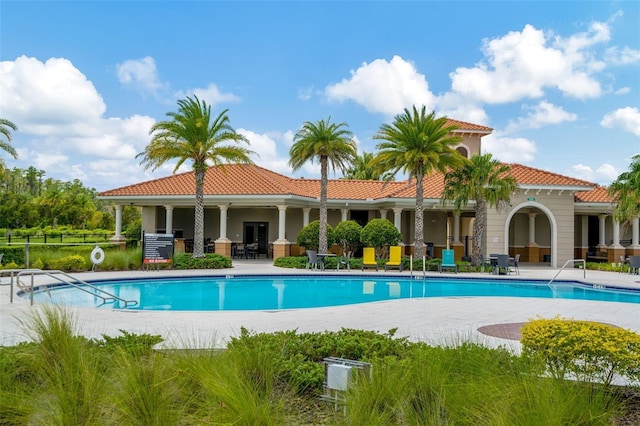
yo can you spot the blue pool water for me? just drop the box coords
[26,275,640,311]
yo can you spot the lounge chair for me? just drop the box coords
[628,256,640,275]
[361,247,378,271]
[306,250,319,270]
[384,246,404,272]
[439,249,458,273]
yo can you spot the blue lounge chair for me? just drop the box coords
[439,249,458,273]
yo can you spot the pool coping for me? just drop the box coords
[2,262,640,350]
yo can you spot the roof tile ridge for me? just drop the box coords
[509,163,597,187]
[250,163,304,194]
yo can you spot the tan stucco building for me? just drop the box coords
[99,119,638,267]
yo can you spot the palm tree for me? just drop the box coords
[289,117,357,254]
[137,96,254,257]
[344,151,395,181]
[441,153,517,265]
[608,154,640,223]
[372,106,466,258]
[0,118,18,162]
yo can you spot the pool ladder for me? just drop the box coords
[548,259,586,286]
[6,269,138,308]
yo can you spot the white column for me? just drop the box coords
[218,204,229,240]
[393,208,402,232]
[114,205,123,237]
[302,208,311,227]
[277,205,287,241]
[341,208,348,222]
[612,219,621,247]
[453,211,460,243]
[164,205,174,235]
[633,217,639,247]
[581,216,589,248]
[379,209,388,220]
[528,212,537,244]
[598,214,607,247]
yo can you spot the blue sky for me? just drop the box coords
[1,1,639,192]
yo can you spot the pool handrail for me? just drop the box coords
[15,269,138,308]
[548,259,586,286]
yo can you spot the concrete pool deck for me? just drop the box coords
[1,260,639,350]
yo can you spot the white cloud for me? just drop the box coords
[0,56,106,130]
[504,101,577,133]
[481,134,537,163]
[116,56,168,97]
[605,46,640,66]
[450,21,608,103]
[298,86,314,100]
[187,83,240,106]
[0,56,158,190]
[325,55,435,116]
[600,107,640,137]
[238,129,292,176]
[595,163,619,181]
[566,162,619,184]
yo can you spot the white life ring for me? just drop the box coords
[90,246,105,265]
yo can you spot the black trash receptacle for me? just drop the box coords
[426,243,434,258]
[543,254,551,263]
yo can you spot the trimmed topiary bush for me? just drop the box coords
[296,220,335,251]
[333,220,362,255]
[360,218,402,258]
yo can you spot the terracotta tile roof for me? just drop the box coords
[445,118,493,133]
[574,186,613,203]
[99,162,601,201]
[99,164,306,197]
[508,164,595,188]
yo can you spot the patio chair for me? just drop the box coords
[384,246,404,272]
[479,254,493,273]
[619,255,627,273]
[361,247,378,271]
[439,249,458,273]
[509,254,520,275]
[337,251,351,271]
[628,256,640,275]
[495,254,511,275]
[306,250,319,270]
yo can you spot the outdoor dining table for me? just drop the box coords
[316,253,337,271]
[488,255,513,275]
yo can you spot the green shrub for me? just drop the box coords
[93,329,164,358]
[273,256,307,269]
[521,316,640,386]
[47,255,87,272]
[333,220,362,255]
[360,218,402,258]
[0,246,25,266]
[173,253,232,269]
[296,220,335,251]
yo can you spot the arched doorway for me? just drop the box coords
[503,202,558,267]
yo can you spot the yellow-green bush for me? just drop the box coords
[521,316,640,386]
[47,255,87,272]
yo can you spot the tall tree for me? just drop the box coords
[137,96,254,257]
[343,151,395,181]
[608,154,640,223]
[0,118,18,163]
[372,106,466,258]
[289,117,357,254]
[441,153,517,265]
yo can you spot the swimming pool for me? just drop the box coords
[25,275,640,311]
